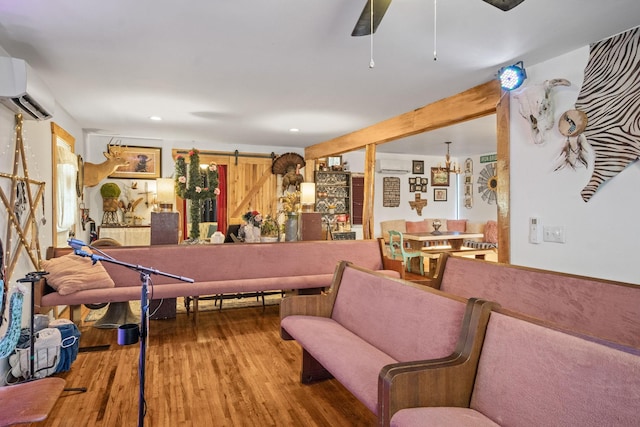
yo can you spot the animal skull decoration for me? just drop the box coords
[513,78,571,145]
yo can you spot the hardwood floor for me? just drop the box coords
[34,304,376,427]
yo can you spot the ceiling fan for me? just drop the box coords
[351,0,526,36]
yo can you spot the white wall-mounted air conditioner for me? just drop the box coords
[0,57,54,120]
[376,158,410,174]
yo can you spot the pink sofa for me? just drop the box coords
[38,240,403,323]
[382,307,640,426]
[280,261,489,415]
[433,253,640,349]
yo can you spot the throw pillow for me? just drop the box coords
[41,250,115,296]
[405,220,429,233]
[466,221,485,234]
[446,219,468,232]
[484,220,498,244]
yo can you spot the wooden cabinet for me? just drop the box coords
[314,171,351,223]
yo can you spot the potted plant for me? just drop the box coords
[100,183,121,212]
[260,215,279,242]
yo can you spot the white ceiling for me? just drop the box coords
[0,1,638,157]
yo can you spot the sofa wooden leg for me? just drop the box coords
[69,304,82,324]
[301,349,333,383]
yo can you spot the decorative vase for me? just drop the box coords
[285,213,299,241]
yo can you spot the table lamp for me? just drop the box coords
[300,182,316,213]
[156,178,175,212]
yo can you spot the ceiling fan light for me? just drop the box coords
[498,61,527,90]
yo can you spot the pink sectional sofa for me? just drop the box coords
[280,261,490,416]
[382,307,640,426]
[38,240,403,323]
[433,253,640,349]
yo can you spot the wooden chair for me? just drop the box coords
[0,377,65,426]
[388,230,424,275]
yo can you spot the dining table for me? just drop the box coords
[402,231,485,251]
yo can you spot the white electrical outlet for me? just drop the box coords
[543,226,566,243]
[529,217,542,244]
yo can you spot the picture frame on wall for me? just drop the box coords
[434,188,448,201]
[409,184,416,192]
[431,167,449,186]
[421,184,428,192]
[412,160,425,174]
[420,177,428,185]
[108,145,162,179]
[409,177,416,184]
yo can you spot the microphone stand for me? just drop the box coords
[71,246,193,427]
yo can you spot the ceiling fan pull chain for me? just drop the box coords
[369,0,375,68]
[433,0,438,61]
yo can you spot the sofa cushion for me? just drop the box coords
[483,220,498,244]
[405,220,429,233]
[41,251,115,296]
[466,221,485,234]
[446,219,467,232]
[380,220,407,242]
[391,407,500,427]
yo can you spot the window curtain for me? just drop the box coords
[217,165,227,236]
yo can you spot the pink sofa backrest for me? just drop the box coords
[471,311,640,426]
[439,256,640,348]
[331,265,468,362]
[92,240,387,287]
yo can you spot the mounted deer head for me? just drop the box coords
[83,143,130,187]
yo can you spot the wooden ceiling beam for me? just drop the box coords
[304,80,501,160]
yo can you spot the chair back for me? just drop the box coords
[388,230,405,259]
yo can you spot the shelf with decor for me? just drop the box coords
[314,170,351,228]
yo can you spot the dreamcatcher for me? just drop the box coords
[555,109,589,171]
[477,163,498,205]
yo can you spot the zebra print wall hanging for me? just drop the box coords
[575,26,640,202]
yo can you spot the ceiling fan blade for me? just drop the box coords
[351,0,393,37]
[482,0,526,11]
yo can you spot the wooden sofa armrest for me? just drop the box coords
[378,299,496,427]
[378,237,405,279]
[280,261,351,338]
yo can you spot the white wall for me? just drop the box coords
[343,151,497,238]
[509,46,640,284]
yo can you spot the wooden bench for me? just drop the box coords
[381,307,640,426]
[432,253,640,349]
[280,261,491,416]
[0,377,66,426]
[38,240,403,325]
[421,247,496,278]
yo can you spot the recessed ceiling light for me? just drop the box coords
[149,116,163,121]
[289,128,300,133]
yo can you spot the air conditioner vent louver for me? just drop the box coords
[10,95,52,120]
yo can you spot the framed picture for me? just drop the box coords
[434,188,448,201]
[412,160,425,174]
[409,177,416,184]
[421,184,428,192]
[409,184,416,192]
[464,158,473,174]
[420,177,428,185]
[328,156,342,167]
[108,145,162,179]
[431,167,449,187]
